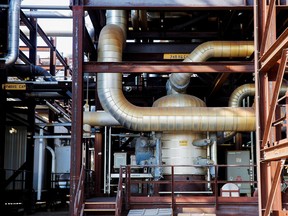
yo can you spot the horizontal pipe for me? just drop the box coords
[83,112,120,126]
[93,13,256,132]
[23,11,73,19]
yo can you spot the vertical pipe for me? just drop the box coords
[248,96,255,187]
[108,127,112,194]
[37,129,44,200]
[207,142,211,190]
[104,126,107,194]
[254,0,263,214]
[0,0,22,66]
[154,137,162,180]
[46,146,55,188]
[46,146,55,173]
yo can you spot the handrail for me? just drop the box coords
[74,165,85,216]
[121,164,257,212]
[2,162,27,188]
[115,166,124,216]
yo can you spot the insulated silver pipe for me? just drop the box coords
[83,111,120,126]
[167,41,254,94]
[0,0,21,66]
[23,11,73,19]
[229,82,288,107]
[95,11,256,132]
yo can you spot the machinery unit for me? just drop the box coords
[227,151,252,195]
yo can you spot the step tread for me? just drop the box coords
[85,201,116,204]
[84,209,116,212]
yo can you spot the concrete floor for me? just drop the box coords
[30,210,69,216]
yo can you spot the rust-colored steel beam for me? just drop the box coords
[259,0,276,56]
[261,49,288,148]
[259,28,288,73]
[83,62,254,73]
[70,6,84,216]
[94,132,103,195]
[82,0,250,9]
[262,138,288,161]
[263,159,285,216]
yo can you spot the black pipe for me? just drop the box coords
[7,64,57,81]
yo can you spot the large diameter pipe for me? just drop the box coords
[95,13,256,132]
[229,82,288,107]
[167,41,254,94]
[84,111,120,126]
[0,0,21,66]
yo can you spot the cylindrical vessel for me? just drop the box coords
[153,94,207,175]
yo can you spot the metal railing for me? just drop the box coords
[115,166,124,216]
[73,165,85,216]
[118,164,257,212]
[1,165,29,190]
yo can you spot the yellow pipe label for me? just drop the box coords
[2,83,26,90]
[179,140,188,146]
[163,53,189,60]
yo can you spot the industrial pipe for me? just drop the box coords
[23,11,73,19]
[37,129,44,200]
[7,64,56,81]
[167,41,254,94]
[46,146,56,174]
[0,0,21,66]
[95,11,256,132]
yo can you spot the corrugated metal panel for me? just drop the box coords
[4,126,27,189]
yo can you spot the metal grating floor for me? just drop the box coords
[128,208,173,216]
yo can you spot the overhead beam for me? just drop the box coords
[83,62,254,73]
[262,139,288,161]
[259,27,288,72]
[82,0,249,9]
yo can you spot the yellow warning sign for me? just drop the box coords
[163,53,189,60]
[179,140,188,146]
[2,83,26,90]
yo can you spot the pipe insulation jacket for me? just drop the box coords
[95,11,256,132]
[167,41,254,94]
[0,0,21,66]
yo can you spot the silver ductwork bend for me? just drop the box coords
[0,0,21,66]
[167,41,254,94]
[96,11,256,132]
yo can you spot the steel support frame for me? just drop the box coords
[69,1,288,215]
[263,159,286,216]
[70,5,84,216]
[20,11,69,71]
[256,0,288,215]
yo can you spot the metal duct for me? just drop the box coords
[229,82,288,107]
[94,11,256,132]
[0,0,21,66]
[167,41,254,94]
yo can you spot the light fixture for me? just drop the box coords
[9,127,17,134]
